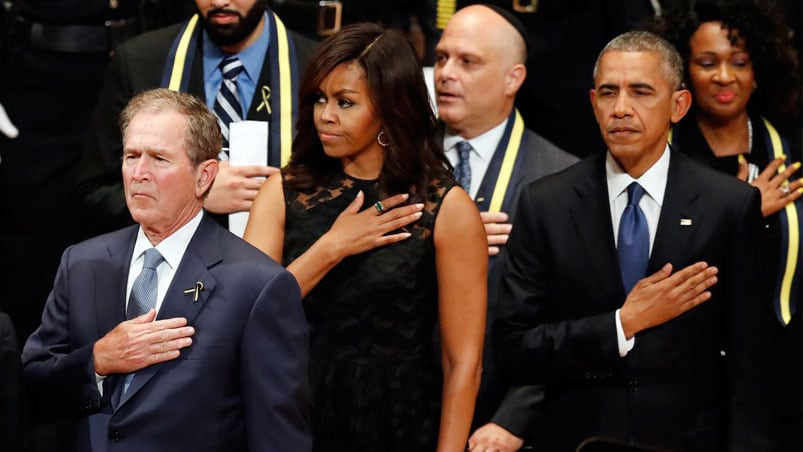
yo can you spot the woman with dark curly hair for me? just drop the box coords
[243,22,486,451]
[653,0,802,448]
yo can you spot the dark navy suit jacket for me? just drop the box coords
[23,213,311,452]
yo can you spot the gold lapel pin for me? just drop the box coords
[680,218,692,226]
[183,281,204,302]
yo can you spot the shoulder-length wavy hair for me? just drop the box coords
[285,22,450,197]
[652,0,801,119]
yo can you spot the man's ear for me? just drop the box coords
[670,89,692,124]
[504,64,527,97]
[196,159,219,198]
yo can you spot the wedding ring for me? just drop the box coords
[780,185,791,195]
[374,201,384,213]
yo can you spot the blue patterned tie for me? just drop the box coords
[454,140,473,191]
[213,55,245,151]
[122,248,164,395]
[618,183,649,294]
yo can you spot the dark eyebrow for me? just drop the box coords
[628,83,655,91]
[597,83,619,91]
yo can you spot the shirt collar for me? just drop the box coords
[606,144,670,206]
[132,210,204,270]
[202,11,271,84]
[443,117,508,163]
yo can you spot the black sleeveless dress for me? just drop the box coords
[282,171,456,451]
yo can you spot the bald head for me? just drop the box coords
[434,5,528,138]
[450,5,527,65]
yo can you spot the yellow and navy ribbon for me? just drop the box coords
[162,15,200,92]
[475,109,526,213]
[763,118,800,325]
[160,12,298,167]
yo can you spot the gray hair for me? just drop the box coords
[120,88,221,166]
[593,31,685,91]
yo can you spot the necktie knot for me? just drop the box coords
[141,248,164,271]
[220,56,244,81]
[214,56,246,151]
[626,182,645,207]
[456,140,472,160]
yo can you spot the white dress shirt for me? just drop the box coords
[606,146,670,356]
[443,118,508,199]
[126,209,204,314]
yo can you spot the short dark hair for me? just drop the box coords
[652,0,801,118]
[120,88,221,166]
[593,31,685,91]
[286,22,450,197]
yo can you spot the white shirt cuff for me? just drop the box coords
[95,373,106,396]
[615,309,635,357]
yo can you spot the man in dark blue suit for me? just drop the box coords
[23,89,310,452]
[495,32,776,450]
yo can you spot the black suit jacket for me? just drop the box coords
[75,12,316,237]
[462,123,578,438]
[0,312,31,452]
[22,214,311,451]
[494,150,776,451]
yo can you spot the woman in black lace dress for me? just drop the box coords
[244,23,487,451]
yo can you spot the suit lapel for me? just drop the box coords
[649,151,700,271]
[117,215,223,408]
[569,155,622,295]
[95,227,137,338]
[247,46,272,123]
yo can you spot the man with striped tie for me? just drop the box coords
[77,0,317,238]
[23,89,310,452]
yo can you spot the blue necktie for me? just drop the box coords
[618,182,649,294]
[213,55,245,152]
[122,248,164,395]
[454,141,472,191]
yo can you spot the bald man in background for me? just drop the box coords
[434,5,578,450]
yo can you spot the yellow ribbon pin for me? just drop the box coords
[256,86,271,114]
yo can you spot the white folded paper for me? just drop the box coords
[228,120,269,237]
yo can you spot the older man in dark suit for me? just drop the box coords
[76,0,316,237]
[23,89,310,452]
[433,5,578,451]
[495,31,775,451]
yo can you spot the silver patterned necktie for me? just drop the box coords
[126,248,164,319]
[122,248,164,395]
[213,55,245,152]
[454,140,473,191]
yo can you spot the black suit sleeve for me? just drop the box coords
[490,385,544,440]
[0,312,31,451]
[725,188,777,450]
[493,185,620,386]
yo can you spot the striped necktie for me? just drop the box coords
[213,55,245,152]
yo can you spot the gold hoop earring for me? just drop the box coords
[377,131,389,147]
